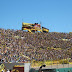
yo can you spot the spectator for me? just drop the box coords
[0,29,72,62]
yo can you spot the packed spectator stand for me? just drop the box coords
[0,28,72,63]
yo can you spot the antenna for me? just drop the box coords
[40,21,43,27]
[40,21,42,29]
[22,18,23,23]
[40,21,41,25]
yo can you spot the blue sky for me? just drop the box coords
[0,0,72,33]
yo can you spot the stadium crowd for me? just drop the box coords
[0,28,72,63]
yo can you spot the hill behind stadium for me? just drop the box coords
[0,28,72,63]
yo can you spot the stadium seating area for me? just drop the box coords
[0,28,72,63]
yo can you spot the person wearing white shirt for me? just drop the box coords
[6,69,10,72]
